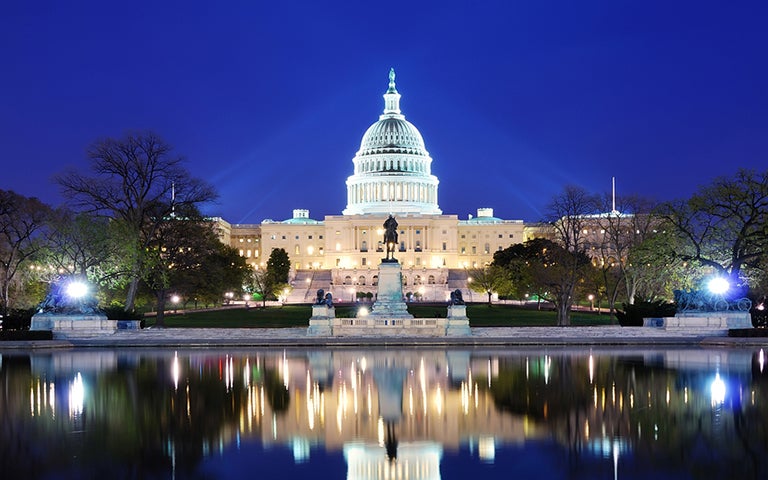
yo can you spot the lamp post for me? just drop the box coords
[588,294,595,311]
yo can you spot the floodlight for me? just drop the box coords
[65,281,88,299]
[707,277,729,295]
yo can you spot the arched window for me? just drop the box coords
[428,275,435,285]
[344,276,352,285]
[414,275,422,285]
[372,275,379,286]
[361,240,368,252]
[358,276,366,285]
[402,276,408,286]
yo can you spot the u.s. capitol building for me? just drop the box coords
[216,70,541,302]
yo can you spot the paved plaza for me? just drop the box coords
[2,326,767,349]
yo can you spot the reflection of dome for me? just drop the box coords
[344,442,442,480]
[343,69,441,216]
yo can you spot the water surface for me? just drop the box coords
[1,346,766,479]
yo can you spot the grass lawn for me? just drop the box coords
[144,303,616,328]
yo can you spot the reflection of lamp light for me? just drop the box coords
[358,306,369,317]
[69,372,85,417]
[711,373,726,405]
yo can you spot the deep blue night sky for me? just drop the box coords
[2,1,766,224]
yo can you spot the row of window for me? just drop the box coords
[460,233,515,239]
[340,274,439,286]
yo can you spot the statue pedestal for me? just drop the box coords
[30,313,117,338]
[644,312,752,334]
[446,305,470,336]
[369,261,413,319]
[308,305,335,336]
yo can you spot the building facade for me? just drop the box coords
[220,70,537,302]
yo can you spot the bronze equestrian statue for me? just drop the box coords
[383,215,398,262]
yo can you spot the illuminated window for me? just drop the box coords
[295,245,300,254]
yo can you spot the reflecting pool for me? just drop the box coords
[1,346,767,479]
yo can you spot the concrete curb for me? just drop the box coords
[2,326,767,350]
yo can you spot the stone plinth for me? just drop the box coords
[369,261,413,320]
[313,261,473,337]
[644,312,752,334]
[446,305,471,336]
[30,313,117,338]
[308,305,335,336]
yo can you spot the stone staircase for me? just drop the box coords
[287,270,333,303]
[446,269,474,302]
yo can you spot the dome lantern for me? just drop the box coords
[343,70,441,216]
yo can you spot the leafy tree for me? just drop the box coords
[248,248,291,307]
[543,186,600,325]
[494,238,593,326]
[175,242,249,307]
[266,248,291,285]
[658,169,768,296]
[589,195,663,318]
[248,269,281,308]
[140,205,229,327]
[56,131,216,311]
[0,190,53,314]
[44,209,133,295]
[467,265,512,305]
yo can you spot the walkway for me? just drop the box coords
[2,326,766,349]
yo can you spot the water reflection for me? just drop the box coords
[1,347,767,479]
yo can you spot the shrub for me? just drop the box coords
[616,299,677,327]
[101,306,144,321]
[1,308,37,330]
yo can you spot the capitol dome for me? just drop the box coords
[343,69,441,216]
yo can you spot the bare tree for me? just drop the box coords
[591,195,662,317]
[544,185,599,325]
[56,131,216,311]
[0,190,52,314]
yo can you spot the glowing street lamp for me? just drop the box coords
[707,277,729,295]
[65,280,89,300]
[588,294,595,311]
[171,294,180,313]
